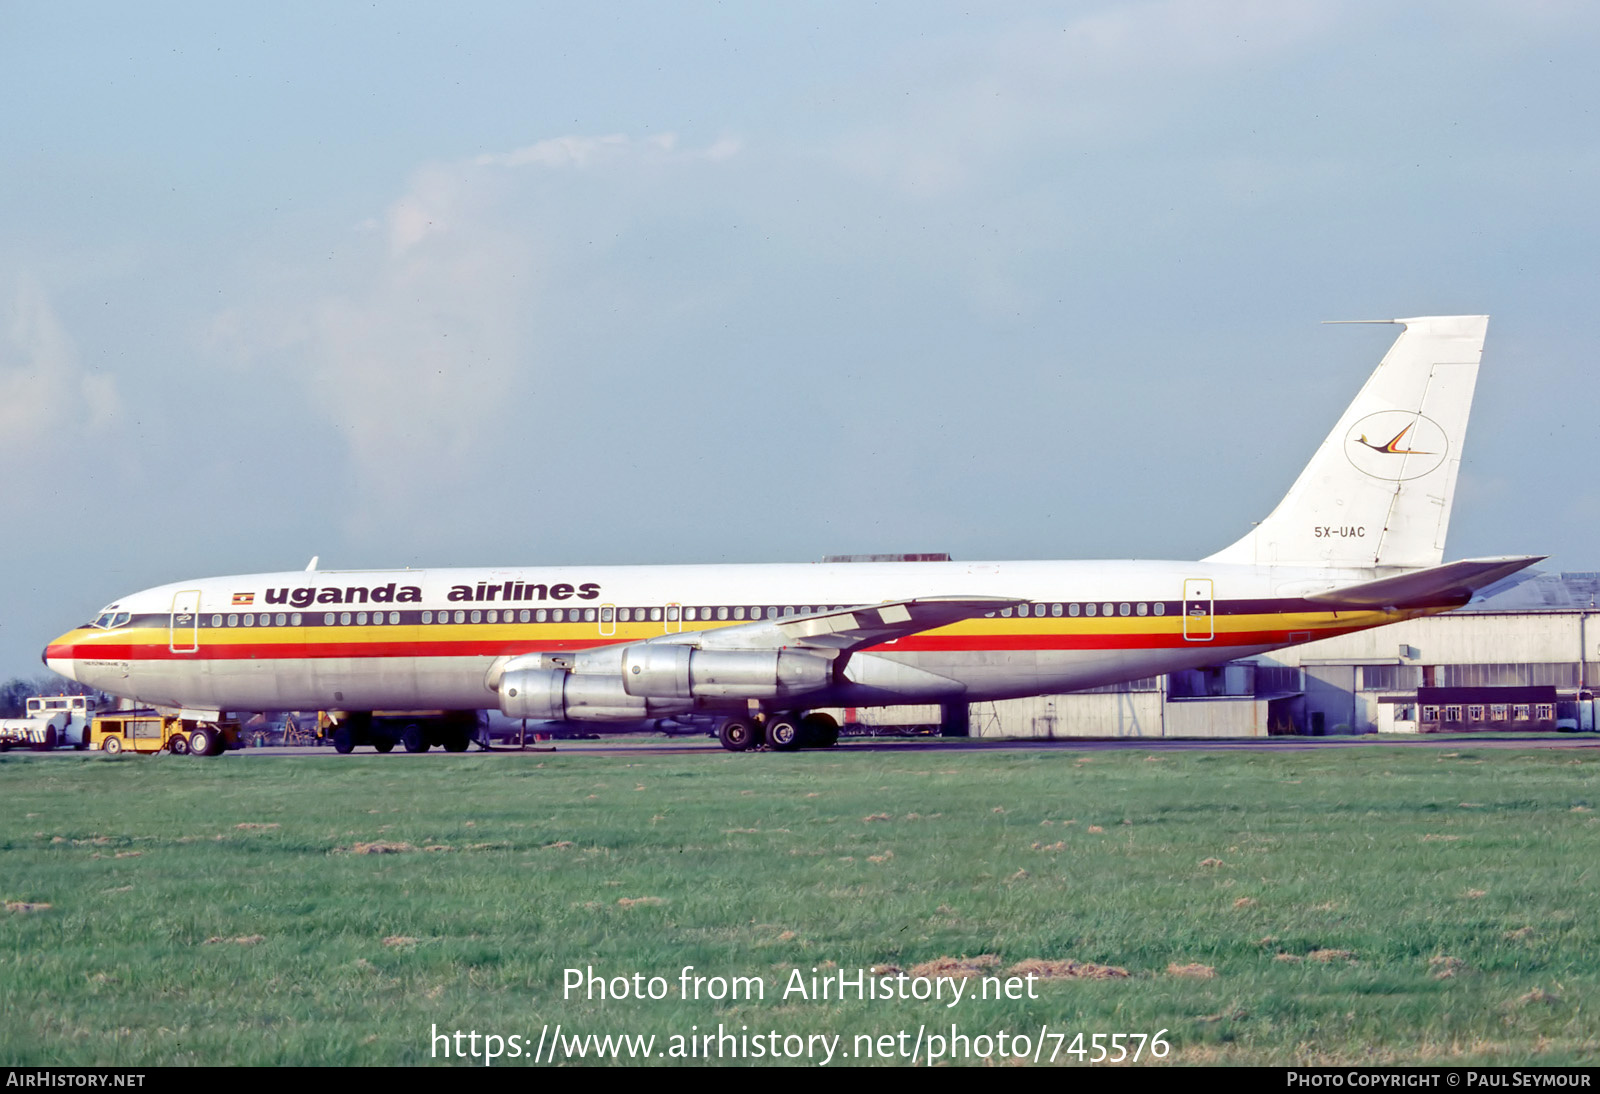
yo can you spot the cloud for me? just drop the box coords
[473,132,740,171]
[0,279,118,454]
[210,133,742,539]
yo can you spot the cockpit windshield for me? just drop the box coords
[90,611,131,629]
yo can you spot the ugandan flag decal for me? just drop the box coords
[232,592,255,605]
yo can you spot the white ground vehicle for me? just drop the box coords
[0,694,98,751]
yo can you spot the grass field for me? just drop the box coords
[2,743,1597,1066]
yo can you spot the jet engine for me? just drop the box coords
[498,664,695,722]
[619,644,832,700]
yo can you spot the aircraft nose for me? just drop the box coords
[43,632,79,682]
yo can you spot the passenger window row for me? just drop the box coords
[201,602,1168,629]
[986,602,1170,618]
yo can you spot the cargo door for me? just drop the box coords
[1182,578,1214,642]
[170,590,201,653]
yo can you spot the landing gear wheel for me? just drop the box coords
[402,725,430,753]
[801,713,839,748]
[188,726,219,757]
[372,738,395,754]
[102,735,122,755]
[332,725,354,754]
[169,735,189,755]
[766,716,803,752]
[718,718,756,752]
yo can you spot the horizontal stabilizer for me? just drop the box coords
[689,596,1023,653]
[1304,556,1545,609]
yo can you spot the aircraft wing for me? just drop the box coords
[685,596,1024,654]
[1304,556,1545,610]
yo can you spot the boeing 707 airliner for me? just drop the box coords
[44,316,1539,752]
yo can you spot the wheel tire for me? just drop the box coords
[332,725,355,754]
[102,735,122,755]
[188,727,218,757]
[401,725,429,753]
[169,735,189,755]
[766,717,802,752]
[372,737,395,754]
[801,713,839,748]
[718,718,756,752]
[442,729,470,753]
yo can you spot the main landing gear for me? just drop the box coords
[717,711,840,752]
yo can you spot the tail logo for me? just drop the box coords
[1345,411,1448,481]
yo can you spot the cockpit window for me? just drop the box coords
[93,613,114,629]
[113,612,130,627]
[91,611,132,630]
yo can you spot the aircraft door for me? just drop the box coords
[1182,579,1214,642]
[599,604,616,638]
[170,590,201,653]
[665,603,683,634]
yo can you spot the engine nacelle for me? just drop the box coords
[498,666,692,722]
[621,645,832,700]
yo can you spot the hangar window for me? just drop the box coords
[1468,705,1485,722]
[1360,665,1418,691]
[1445,705,1462,722]
[1536,703,1555,720]
[228,614,239,627]
[1514,704,1530,719]
[422,611,433,623]
[211,614,222,627]
[1422,706,1440,721]
[1490,704,1507,720]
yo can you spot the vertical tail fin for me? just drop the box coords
[1206,315,1487,571]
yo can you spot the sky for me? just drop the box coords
[3,1,1599,679]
